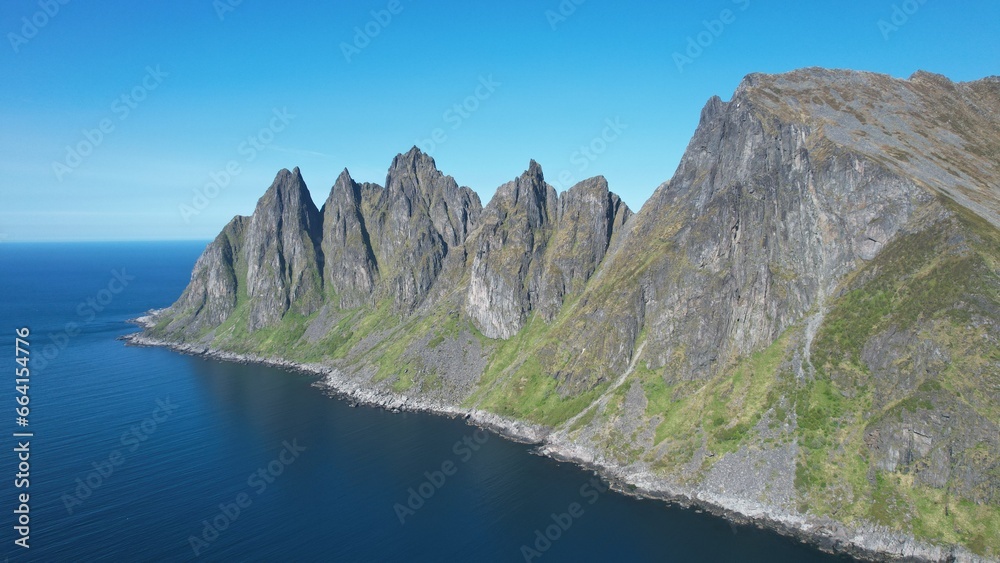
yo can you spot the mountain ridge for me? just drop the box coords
[136,68,1000,561]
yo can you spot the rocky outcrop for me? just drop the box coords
[464,161,558,339]
[243,167,325,330]
[368,147,482,311]
[538,73,941,389]
[156,150,487,336]
[164,215,247,333]
[537,176,632,320]
[320,169,379,309]
[464,163,634,339]
[158,168,328,335]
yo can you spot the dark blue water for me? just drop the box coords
[0,243,852,562]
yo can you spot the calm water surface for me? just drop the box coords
[0,243,855,562]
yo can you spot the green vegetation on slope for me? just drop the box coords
[465,312,608,427]
[796,200,1000,556]
[641,330,794,478]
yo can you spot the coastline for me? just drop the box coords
[122,316,991,563]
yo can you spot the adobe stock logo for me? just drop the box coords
[393,429,490,524]
[519,476,610,562]
[7,0,71,54]
[61,397,179,515]
[212,0,244,21]
[188,439,306,557]
[551,117,627,191]
[340,0,404,63]
[878,0,929,40]
[179,107,295,222]
[416,75,501,156]
[51,65,168,182]
[34,268,135,375]
[545,0,586,30]
[672,0,750,73]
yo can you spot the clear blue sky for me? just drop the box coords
[2,0,998,241]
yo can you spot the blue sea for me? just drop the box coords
[0,242,853,562]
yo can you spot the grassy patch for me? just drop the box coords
[647,331,794,471]
[794,201,1000,553]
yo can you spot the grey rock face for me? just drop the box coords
[243,167,325,330]
[744,68,1000,229]
[861,326,950,410]
[166,215,248,333]
[649,104,927,376]
[158,149,486,339]
[464,163,634,339]
[160,147,632,343]
[320,169,379,309]
[465,161,558,339]
[368,147,482,311]
[543,73,936,388]
[537,176,632,320]
[867,405,1000,504]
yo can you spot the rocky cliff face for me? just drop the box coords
[159,167,328,334]
[538,175,632,321]
[371,147,482,311]
[146,69,1000,559]
[164,214,247,333]
[464,162,633,339]
[320,169,379,309]
[464,161,558,339]
[159,150,486,336]
[243,167,325,330]
[538,70,939,390]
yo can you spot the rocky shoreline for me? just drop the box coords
[121,316,990,563]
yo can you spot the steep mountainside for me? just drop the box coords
[141,68,1000,560]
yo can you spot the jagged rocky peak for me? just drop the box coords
[320,168,379,309]
[244,167,325,330]
[536,176,632,320]
[698,94,727,126]
[465,160,559,339]
[384,146,483,247]
[493,159,556,224]
[159,168,328,336]
[369,147,483,311]
[465,162,632,338]
[556,175,632,236]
